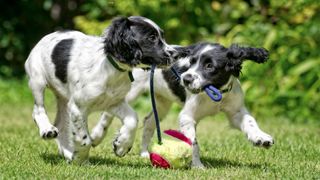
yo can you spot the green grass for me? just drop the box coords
[0,79,319,179]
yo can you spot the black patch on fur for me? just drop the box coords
[56,29,72,33]
[228,44,269,63]
[103,16,176,67]
[51,39,74,83]
[162,64,187,102]
[103,17,142,66]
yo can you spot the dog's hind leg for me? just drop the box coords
[27,70,59,139]
[90,112,114,147]
[54,97,73,160]
[67,100,92,164]
[140,96,172,158]
[140,112,154,157]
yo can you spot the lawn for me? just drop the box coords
[0,79,319,179]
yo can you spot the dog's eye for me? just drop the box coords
[147,35,157,42]
[205,63,214,70]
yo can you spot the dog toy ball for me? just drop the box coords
[150,129,192,169]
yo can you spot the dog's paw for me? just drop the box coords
[58,146,73,160]
[73,133,92,148]
[191,162,206,169]
[247,131,274,148]
[112,134,133,157]
[91,136,103,147]
[40,126,59,139]
[140,151,150,158]
[90,126,106,147]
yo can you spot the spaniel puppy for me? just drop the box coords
[90,42,274,168]
[24,16,180,164]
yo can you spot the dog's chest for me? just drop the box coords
[77,74,132,111]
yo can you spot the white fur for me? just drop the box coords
[25,31,139,163]
[90,65,274,168]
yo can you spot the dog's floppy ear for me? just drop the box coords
[227,44,269,63]
[104,17,142,66]
[225,44,269,77]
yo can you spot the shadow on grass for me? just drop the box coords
[40,153,65,165]
[202,157,266,169]
[40,153,148,168]
[40,153,265,170]
[89,156,149,168]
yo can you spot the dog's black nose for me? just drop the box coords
[183,74,194,85]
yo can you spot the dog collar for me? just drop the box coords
[220,83,233,94]
[107,54,134,82]
[220,76,234,94]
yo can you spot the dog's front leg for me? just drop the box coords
[90,112,114,147]
[110,101,138,157]
[179,108,204,168]
[227,107,274,148]
[67,100,92,164]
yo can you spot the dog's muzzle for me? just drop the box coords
[182,74,202,94]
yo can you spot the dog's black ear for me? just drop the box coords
[224,44,242,77]
[227,44,269,63]
[225,44,269,77]
[104,17,142,66]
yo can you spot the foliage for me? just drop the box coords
[0,0,319,122]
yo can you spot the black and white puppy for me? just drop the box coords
[90,42,274,168]
[24,16,180,164]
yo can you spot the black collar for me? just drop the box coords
[220,83,233,94]
[219,76,234,94]
[107,55,134,82]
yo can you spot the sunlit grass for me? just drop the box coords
[0,79,319,179]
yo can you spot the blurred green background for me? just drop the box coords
[0,0,319,122]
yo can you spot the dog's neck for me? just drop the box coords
[107,54,131,72]
[220,76,234,93]
[106,54,134,82]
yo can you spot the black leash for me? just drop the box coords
[150,64,162,145]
